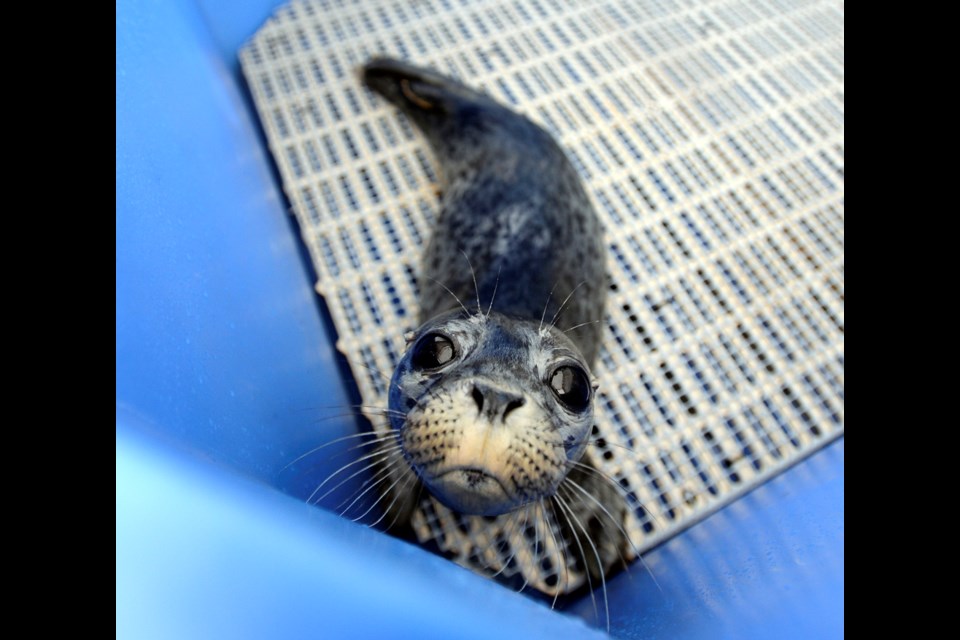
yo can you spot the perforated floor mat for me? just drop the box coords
[240,0,844,596]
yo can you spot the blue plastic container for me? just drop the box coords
[116,1,843,637]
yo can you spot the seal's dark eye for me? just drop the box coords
[549,365,592,412]
[411,333,457,370]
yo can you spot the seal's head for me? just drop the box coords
[389,309,596,516]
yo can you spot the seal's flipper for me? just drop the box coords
[362,57,488,115]
[361,57,555,176]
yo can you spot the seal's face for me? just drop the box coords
[389,309,596,516]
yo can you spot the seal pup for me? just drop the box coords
[358,57,633,603]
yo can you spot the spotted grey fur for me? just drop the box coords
[361,58,630,591]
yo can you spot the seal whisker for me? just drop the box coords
[558,433,651,461]
[291,403,381,415]
[360,472,408,527]
[425,275,472,317]
[337,459,400,517]
[410,472,428,517]
[373,466,421,530]
[561,464,667,596]
[539,498,567,609]
[311,443,403,498]
[297,402,402,416]
[557,487,610,633]
[487,511,524,580]
[336,433,403,456]
[283,430,397,471]
[350,404,407,418]
[538,279,563,334]
[485,266,502,318]
[565,458,666,532]
[349,460,410,523]
[551,493,600,625]
[502,506,531,579]
[303,409,406,435]
[560,474,641,579]
[286,435,401,487]
[529,502,544,594]
[306,410,380,425]
[548,280,588,332]
[563,320,602,334]
[502,505,537,594]
[308,445,403,505]
[512,506,533,594]
[459,248,483,316]
[462,510,519,576]
[582,438,641,454]
[533,504,544,594]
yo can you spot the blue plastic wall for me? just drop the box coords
[116,1,843,637]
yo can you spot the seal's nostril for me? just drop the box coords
[471,386,484,413]
[472,383,525,421]
[504,398,525,418]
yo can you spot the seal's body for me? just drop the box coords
[362,59,628,583]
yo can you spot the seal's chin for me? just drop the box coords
[426,468,515,516]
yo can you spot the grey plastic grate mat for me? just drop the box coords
[240,0,843,596]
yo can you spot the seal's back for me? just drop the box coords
[363,57,607,364]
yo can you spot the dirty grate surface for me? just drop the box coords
[240,0,843,596]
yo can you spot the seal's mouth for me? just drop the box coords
[424,467,515,516]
